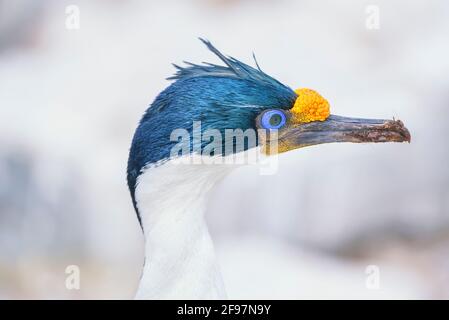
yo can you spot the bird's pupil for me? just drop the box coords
[269,114,282,127]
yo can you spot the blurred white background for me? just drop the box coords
[0,0,448,299]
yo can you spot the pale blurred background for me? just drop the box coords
[1,0,448,299]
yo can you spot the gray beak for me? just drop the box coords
[280,114,411,149]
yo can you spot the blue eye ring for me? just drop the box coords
[260,109,287,130]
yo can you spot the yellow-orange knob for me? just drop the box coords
[291,88,330,123]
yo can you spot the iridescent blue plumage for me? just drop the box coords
[127,39,297,224]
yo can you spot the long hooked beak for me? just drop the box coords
[277,114,411,151]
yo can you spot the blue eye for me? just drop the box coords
[261,110,286,130]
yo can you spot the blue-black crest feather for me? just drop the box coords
[167,38,292,93]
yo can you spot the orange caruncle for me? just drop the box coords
[291,88,330,123]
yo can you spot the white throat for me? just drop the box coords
[134,157,233,299]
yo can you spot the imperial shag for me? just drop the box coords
[127,39,410,299]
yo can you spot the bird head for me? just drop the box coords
[127,39,410,225]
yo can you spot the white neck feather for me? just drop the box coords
[134,158,233,299]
